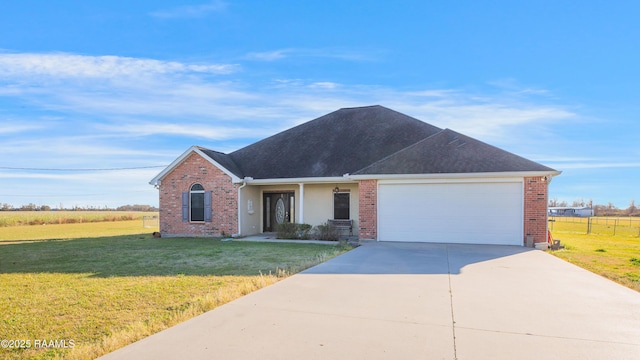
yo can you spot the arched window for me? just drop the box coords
[190,183,205,222]
[181,184,211,223]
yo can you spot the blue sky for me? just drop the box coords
[0,1,638,209]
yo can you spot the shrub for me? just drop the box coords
[276,223,312,240]
[311,223,340,241]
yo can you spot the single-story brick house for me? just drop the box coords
[150,105,560,246]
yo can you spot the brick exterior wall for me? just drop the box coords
[358,179,378,240]
[159,153,238,237]
[523,176,549,245]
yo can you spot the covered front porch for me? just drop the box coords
[237,180,360,238]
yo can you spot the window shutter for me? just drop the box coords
[182,192,189,222]
[204,191,212,222]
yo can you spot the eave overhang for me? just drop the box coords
[243,176,356,185]
[347,170,562,181]
[237,170,561,186]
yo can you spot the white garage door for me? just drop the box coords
[378,181,523,245]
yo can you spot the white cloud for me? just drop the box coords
[382,93,575,141]
[527,154,640,174]
[405,90,457,98]
[0,134,172,168]
[0,54,578,143]
[100,122,273,140]
[529,156,601,163]
[422,104,573,137]
[0,53,238,80]
[488,78,552,96]
[245,50,291,61]
[244,48,377,62]
[150,1,227,19]
[1,51,591,208]
[0,123,44,134]
[0,172,98,181]
[309,82,339,89]
[543,161,640,170]
[230,79,578,143]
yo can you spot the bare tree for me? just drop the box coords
[572,198,586,207]
[627,200,637,215]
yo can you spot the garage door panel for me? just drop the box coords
[378,182,522,245]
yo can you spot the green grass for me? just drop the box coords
[549,229,640,292]
[0,232,349,359]
[549,216,640,237]
[0,220,157,242]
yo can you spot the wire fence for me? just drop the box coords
[143,215,159,229]
[549,216,640,237]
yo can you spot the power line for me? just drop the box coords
[0,165,167,171]
[0,190,155,197]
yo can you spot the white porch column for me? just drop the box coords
[298,183,304,224]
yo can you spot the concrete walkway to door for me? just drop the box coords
[100,242,640,360]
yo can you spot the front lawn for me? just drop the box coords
[0,234,348,359]
[0,219,156,242]
[549,231,640,291]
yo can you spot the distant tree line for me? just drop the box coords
[0,203,158,212]
[548,198,638,216]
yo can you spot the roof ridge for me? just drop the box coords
[197,146,224,154]
[338,104,382,110]
[353,129,450,174]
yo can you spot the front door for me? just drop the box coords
[263,192,295,232]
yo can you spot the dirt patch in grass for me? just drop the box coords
[0,234,350,359]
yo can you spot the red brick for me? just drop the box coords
[523,176,549,245]
[358,179,377,239]
[158,153,238,237]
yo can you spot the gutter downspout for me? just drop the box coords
[233,179,248,237]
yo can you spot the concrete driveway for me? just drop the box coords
[100,242,640,360]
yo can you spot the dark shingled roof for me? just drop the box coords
[199,148,244,178]
[199,105,556,179]
[226,105,443,178]
[353,128,556,175]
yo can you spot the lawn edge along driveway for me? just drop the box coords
[100,242,640,360]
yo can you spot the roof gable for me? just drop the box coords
[149,146,242,185]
